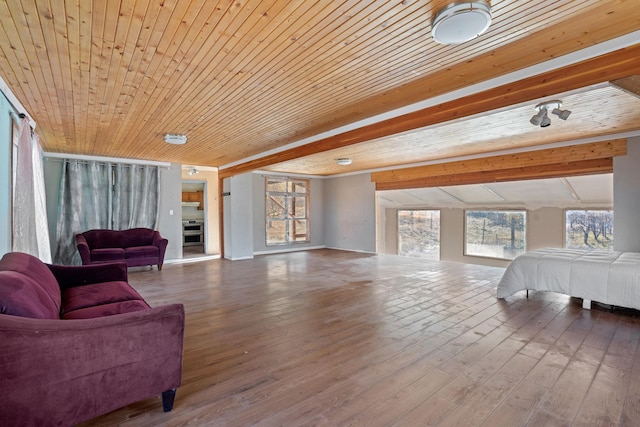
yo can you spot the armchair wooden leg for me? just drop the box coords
[162,389,176,412]
[158,264,163,271]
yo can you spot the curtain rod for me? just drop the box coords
[44,152,171,168]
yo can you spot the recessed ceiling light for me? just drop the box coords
[164,133,187,144]
[431,1,492,45]
[336,158,352,166]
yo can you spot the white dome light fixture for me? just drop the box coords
[431,1,492,45]
[336,158,352,166]
[164,133,188,145]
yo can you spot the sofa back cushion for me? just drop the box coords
[121,228,155,248]
[82,229,123,249]
[0,252,61,319]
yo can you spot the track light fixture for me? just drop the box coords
[530,100,571,127]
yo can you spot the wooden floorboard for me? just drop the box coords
[79,249,640,426]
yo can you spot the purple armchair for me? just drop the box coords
[76,228,168,270]
[0,252,184,426]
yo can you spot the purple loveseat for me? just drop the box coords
[0,252,184,426]
[76,228,168,270]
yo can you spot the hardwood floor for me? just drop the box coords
[81,249,640,426]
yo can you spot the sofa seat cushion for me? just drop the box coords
[91,248,125,262]
[62,300,151,319]
[61,281,146,314]
[125,246,159,259]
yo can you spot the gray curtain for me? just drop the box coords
[54,160,159,265]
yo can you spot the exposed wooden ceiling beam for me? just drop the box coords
[374,158,614,191]
[371,139,625,190]
[219,44,640,179]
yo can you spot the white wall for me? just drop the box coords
[158,163,183,261]
[223,173,254,260]
[613,136,640,252]
[323,174,376,253]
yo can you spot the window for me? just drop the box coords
[397,210,440,260]
[265,177,310,245]
[565,209,613,250]
[465,210,526,260]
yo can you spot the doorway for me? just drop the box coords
[181,181,207,258]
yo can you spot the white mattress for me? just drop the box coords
[497,248,640,310]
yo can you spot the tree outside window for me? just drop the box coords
[565,209,613,250]
[265,177,310,245]
[397,210,440,260]
[465,210,526,260]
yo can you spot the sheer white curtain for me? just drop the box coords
[12,117,51,262]
[53,160,159,265]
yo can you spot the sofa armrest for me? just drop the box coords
[0,303,185,426]
[153,231,169,265]
[75,233,92,265]
[47,261,128,289]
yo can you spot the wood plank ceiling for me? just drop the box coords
[0,1,639,176]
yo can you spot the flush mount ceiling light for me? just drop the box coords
[163,133,188,145]
[530,100,571,127]
[431,1,492,45]
[336,158,352,166]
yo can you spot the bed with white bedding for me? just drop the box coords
[497,248,640,310]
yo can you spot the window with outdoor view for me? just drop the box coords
[565,209,614,250]
[465,210,526,260]
[265,177,310,245]
[397,210,440,260]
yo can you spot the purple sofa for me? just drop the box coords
[0,252,184,426]
[76,228,168,270]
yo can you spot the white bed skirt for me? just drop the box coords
[497,248,640,310]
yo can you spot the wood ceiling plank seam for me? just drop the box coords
[101,0,203,157]
[0,2,46,125]
[15,0,65,142]
[113,0,266,149]
[84,0,109,151]
[135,0,357,146]
[102,0,192,147]
[93,0,128,143]
[373,158,614,191]
[1,0,58,135]
[189,0,584,151]
[192,1,428,123]
[153,0,410,139]
[192,0,588,140]
[219,46,640,177]
[169,0,430,150]
[104,0,176,149]
[98,0,148,144]
[370,140,626,182]
[120,0,292,148]
[49,0,78,147]
[65,0,89,153]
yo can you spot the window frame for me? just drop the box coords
[463,209,527,261]
[264,176,310,246]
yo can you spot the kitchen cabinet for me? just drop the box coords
[181,191,204,209]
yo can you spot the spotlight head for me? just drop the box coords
[540,114,551,127]
[552,108,571,120]
[530,108,547,126]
